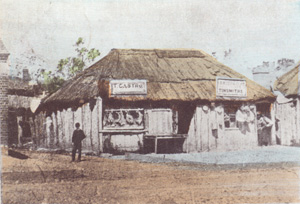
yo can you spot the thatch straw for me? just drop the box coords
[274,62,300,97]
[41,49,275,109]
[7,77,39,97]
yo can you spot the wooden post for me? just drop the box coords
[154,137,158,154]
[252,104,258,146]
[195,107,201,152]
[297,98,300,143]
[270,103,276,145]
[82,104,91,150]
[97,97,103,152]
[17,116,22,146]
[216,105,224,150]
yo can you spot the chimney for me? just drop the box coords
[23,69,31,81]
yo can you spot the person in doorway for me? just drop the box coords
[19,120,32,145]
[257,113,273,146]
[236,105,249,134]
[72,123,86,162]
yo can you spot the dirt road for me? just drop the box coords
[2,148,300,204]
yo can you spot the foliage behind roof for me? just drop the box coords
[274,62,300,97]
[42,49,275,109]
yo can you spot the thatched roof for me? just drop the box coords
[274,62,300,97]
[42,49,275,108]
[7,77,43,97]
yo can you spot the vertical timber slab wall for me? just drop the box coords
[185,105,218,153]
[96,98,103,152]
[34,98,103,153]
[37,112,46,147]
[195,107,201,151]
[66,108,74,149]
[270,104,276,145]
[185,104,258,152]
[275,102,282,144]
[276,101,297,146]
[51,112,57,148]
[81,105,88,150]
[215,105,225,150]
[200,106,210,151]
[83,103,92,150]
[57,111,64,148]
[289,102,296,145]
[298,67,300,142]
[184,115,196,152]
[91,101,98,152]
[45,116,51,148]
[297,97,300,143]
[209,108,217,150]
[291,102,297,144]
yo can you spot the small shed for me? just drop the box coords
[37,49,275,154]
[7,75,45,147]
[274,62,300,145]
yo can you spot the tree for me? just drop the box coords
[41,37,100,94]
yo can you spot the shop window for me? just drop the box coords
[224,105,239,128]
[146,109,176,135]
[103,109,144,130]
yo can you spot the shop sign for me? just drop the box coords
[216,77,247,98]
[110,79,147,96]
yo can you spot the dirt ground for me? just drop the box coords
[1,148,300,204]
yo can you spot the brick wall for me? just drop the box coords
[0,39,10,146]
[0,75,8,146]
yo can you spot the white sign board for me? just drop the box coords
[110,79,147,96]
[216,78,247,98]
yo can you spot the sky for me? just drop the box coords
[1,0,300,79]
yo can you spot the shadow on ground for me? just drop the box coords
[8,149,29,160]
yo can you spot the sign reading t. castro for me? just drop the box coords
[216,78,247,98]
[110,79,147,96]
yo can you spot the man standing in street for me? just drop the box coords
[72,123,86,162]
